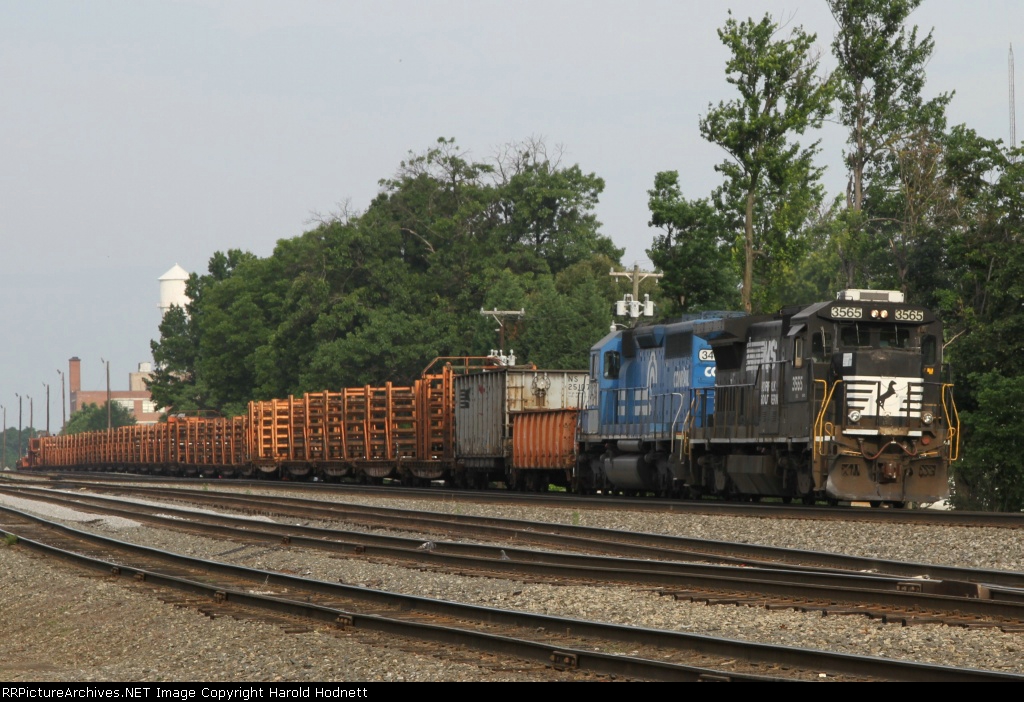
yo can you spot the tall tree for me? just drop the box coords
[147,137,622,410]
[829,0,948,212]
[828,0,952,289]
[646,171,739,313]
[700,12,832,312]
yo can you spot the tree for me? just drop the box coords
[829,0,948,212]
[953,372,1024,511]
[700,12,833,312]
[148,249,261,415]
[929,139,1024,511]
[646,171,739,314]
[145,137,623,410]
[828,0,952,290]
[3,426,38,469]
[63,403,137,435]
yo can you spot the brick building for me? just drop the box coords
[68,357,161,425]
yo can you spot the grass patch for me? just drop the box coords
[3,533,18,546]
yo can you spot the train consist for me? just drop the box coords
[23,289,959,506]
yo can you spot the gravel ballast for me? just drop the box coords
[1,487,1022,681]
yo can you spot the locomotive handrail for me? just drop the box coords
[813,379,842,457]
[941,383,960,461]
[669,392,686,458]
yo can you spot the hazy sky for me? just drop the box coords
[0,1,1017,426]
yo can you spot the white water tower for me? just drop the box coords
[158,264,190,318]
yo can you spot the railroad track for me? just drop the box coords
[14,480,1024,587]
[1,504,955,682]
[16,471,1024,528]
[6,480,1024,675]
[5,484,1024,632]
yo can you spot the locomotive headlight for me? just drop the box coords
[871,309,879,318]
[848,409,862,423]
[922,411,934,425]
[880,310,889,319]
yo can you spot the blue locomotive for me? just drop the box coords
[575,312,741,495]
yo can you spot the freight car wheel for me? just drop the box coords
[524,472,542,493]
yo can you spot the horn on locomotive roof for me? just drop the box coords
[836,289,905,303]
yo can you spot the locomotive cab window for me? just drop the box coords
[840,324,870,347]
[603,351,621,380]
[878,328,910,348]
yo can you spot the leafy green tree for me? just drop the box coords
[148,304,198,413]
[932,140,1024,510]
[148,249,261,415]
[3,427,38,469]
[646,171,739,314]
[828,0,952,290]
[146,137,622,411]
[700,12,833,312]
[828,0,948,212]
[63,403,137,435]
[953,372,1024,511]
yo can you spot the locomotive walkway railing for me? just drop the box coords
[942,383,960,461]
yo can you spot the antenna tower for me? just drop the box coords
[1012,44,1018,161]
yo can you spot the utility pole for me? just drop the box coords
[1012,44,1018,162]
[609,264,663,300]
[16,393,22,460]
[609,264,663,323]
[2,405,6,470]
[42,382,50,435]
[101,357,111,431]
[479,308,525,350]
[57,369,66,433]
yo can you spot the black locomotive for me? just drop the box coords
[683,289,957,506]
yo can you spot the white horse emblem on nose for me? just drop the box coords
[876,380,897,411]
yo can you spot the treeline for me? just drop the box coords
[2,427,37,470]
[150,139,632,418]
[150,2,1024,510]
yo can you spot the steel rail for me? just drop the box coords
[1,504,1019,682]
[19,470,1024,528]
[7,485,1024,624]
[34,480,1024,593]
